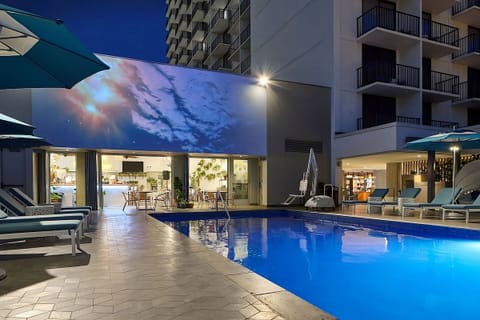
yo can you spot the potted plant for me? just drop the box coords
[174,176,191,208]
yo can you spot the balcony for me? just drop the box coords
[357,63,420,97]
[452,81,480,108]
[212,58,232,71]
[178,31,192,49]
[192,22,208,41]
[178,49,191,65]
[452,34,480,68]
[240,26,250,48]
[423,0,458,14]
[422,19,459,58]
[240,0,250,17]
[179,0,191,14]
[357,116,419,130]
[357,6,420,51]
[422,71,459,102]
[228,36,240,59]
[452,0,480,28]
[240,56,250,74]
[192,2,208,21]
[179,14,191,31]
[210,33,231,56]
[210,9,230,33]
[191,42,206,60]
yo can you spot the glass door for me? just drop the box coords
[233,159,248,204]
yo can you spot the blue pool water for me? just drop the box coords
[153,210,480,320]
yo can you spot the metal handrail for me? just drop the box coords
[357,6,420,37]
[452,0,480,16]
[357,63,420,88]
[217,191,230,220]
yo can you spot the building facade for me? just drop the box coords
[165,0,480,201]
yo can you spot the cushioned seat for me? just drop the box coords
[442,193,480,223]
[0,210,82,255]
[342,188,389,214]
[368,187,421,215]
[402,187,461,219]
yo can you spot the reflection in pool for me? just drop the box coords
[158,212,480,320]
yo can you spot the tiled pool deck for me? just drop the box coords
[0,205,479,320]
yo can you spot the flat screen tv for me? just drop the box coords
[122,161,144,173]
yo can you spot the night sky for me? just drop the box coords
[0,0,168,63]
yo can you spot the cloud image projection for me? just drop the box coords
[33,55,267,155]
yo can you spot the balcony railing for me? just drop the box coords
[192,22,208,37]
[240,0,250,15]
[211,9,229,30]
[240,26,250,44]
[192,1,208,18]
[452,0,480,15]
[422,19,459,46]
[423,71,459,94]
[241,56,251,73]
[428,120,458,128]
[357,63,420,88]
[212,58,232,70]
[357,116,420,130]
[356,116,458,130]
[357,6,420,37]
[452,34,480,59]
[210,33,231,52]
[454,81,480,101]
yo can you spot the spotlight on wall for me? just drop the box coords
[258,75,270,87]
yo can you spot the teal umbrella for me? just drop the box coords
[0,3,109,89]
[404,129,480,201]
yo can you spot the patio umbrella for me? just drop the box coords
[0,3,109,89]
[404,129,480,201]
[0,112,35,135]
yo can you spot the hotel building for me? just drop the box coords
[165,0,480,202]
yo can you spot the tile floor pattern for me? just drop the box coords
[1,204,479,320]
[0,207,333,320]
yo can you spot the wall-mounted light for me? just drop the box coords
[258,75,270,87]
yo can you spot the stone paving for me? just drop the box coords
[0,208,333,320]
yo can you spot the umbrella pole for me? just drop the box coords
[451,146,459,204]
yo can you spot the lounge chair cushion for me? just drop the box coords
[0,220,80,234]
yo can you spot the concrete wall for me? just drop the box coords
[251,0,334,87]
[266,80,331,205]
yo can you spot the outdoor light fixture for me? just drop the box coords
[258,75,270,87]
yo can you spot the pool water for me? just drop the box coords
[154,211,480,320]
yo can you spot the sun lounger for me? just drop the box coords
[0,189,89,230]
[0,210,82,255]
[442,193,480,223]
[402,187,461,219]
[9,187,92,212]
[367,187,421,215]
[342,188,389,214]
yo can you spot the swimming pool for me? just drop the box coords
[152,210,480,320]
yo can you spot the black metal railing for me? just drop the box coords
[241,56,251,74]
[240,0,250,15]
[452,34,480,59]
[356,116,460,130]
[212,58,232,70]
[357,63,420,88]
[192,42,205,57]
[210,33,231,52]
[454,81,480,101]
[422,19,459,46]
[240,26,250,44]
[192,22,208,38]
[423,71,459,94]
[356,116,420,130]
[429,120,458,128]
[357,6,420,37]
[211,9,229,30]
[452,0,480,15]
[230,36,240,52]
[230,6,240,27]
